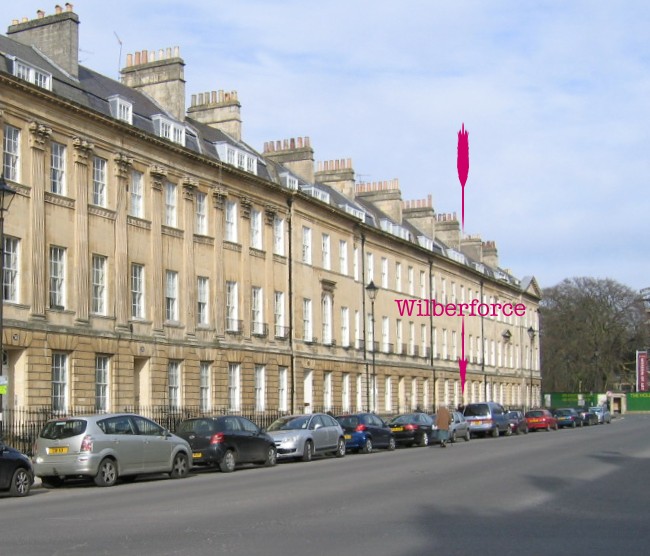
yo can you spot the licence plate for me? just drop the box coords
[530,418,541,423]
[192,452,202,459]
[47,446,68,455]
[391,426,404,432]
[344,435,351,440]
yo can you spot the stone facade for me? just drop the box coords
[0,6,541,419]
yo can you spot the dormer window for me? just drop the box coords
[108,95,133,125]
[301,186,330,204]
[279,172,298,191]
[215,143,258,175]
[338,203,365,221]
[152,114,185,146]
[11,57,52,90]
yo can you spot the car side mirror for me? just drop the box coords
[313,423,322,430]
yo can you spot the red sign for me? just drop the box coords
[638,351,648,392]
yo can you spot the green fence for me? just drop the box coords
[626,392,650,412]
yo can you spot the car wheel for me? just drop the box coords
[450,431,457,443]
[41,476,64,488]
[464,429,471,442]
[492,426,500,438]
[264,446,277,467]
[94,458,118,487]
[302,440,313,462]
[361,437,373,454]
[170,452,190,479]
[387,437,396,451]
[9,468,32,497]
[419,432,430,447]
[335,437,346,458]
[219,450,236,473]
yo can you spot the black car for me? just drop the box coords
[506,410,528,434]
[553,408,584,428]
[335,413,396,453]
[176,416,277,473]
[577,408,599,426]
[388,413,435,447]
[0,439,34,497]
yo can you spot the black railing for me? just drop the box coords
[274,325,289,339]
[0,405,294,457]
[251,322,268,337]
[225,318,244,334]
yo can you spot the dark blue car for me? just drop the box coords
[335,413,395,453]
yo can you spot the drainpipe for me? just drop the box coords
[360,232,369,412]
[287,196,295,414]
[429,259,435,411]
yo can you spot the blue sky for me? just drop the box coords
[7,1,649,291]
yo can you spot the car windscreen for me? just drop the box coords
[389,415,415,424]
[336,416,359,428]
[526,411,544,417]
[463,404,489,417]
[555,410,571,416]
[176,419,216,434]
[267,416,310,431]
[40,419,87,439]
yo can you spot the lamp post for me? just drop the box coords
[0,174,17,412]
[366,280,378,412]
[528,326,536,409]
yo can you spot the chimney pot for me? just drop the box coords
[126,53,133,67]
[65,3,73,11]
[55,5,62,14]
[37,10,45,18]
[21,17,28,22]
[174,46,180,57]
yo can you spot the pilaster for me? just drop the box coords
[72,137,93,324]
[28,121,51,319]
[114,153,133,330]
[149,166,166,334]
[182,177,197,337]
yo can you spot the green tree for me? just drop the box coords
[540,277,649,393]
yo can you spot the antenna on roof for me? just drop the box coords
[113,32,123,79]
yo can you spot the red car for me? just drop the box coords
[525,409,558,431]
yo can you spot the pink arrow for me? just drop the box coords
[458,316,467,395]
[457,123,470,231]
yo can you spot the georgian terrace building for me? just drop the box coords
[0,6,541,421]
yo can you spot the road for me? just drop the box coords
[3,415,650,556]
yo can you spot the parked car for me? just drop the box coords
[525,409,558,431]
[0,439,34,497]
[430,411,470,443]
[176,416,276,472]
[33,413,192,487]
[462,402,511,438]
[506,410,528,434]
[577,408,599,426]
[267,414,346,461]
[589,406,612,424]
[388,413,435,447]
[553,408,583,429]
[335,413,395,453]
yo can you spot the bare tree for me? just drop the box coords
[540,277,649,393]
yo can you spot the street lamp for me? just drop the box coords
[0,174,17,410]
[528,326,536,409]
[366,280,378,412]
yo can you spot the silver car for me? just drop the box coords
[430,411,471,443]
[267,413,346,461]
[33,413,191,487]
[589,406,612,424]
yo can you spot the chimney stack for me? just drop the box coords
[187,89,242,141]
[7,5,80,78]
[314,159,356,198]
[403,195,436,237]
[263,137,315,183]
[481,241,499,269]
[434,213,461,250]
[355,179,403,223]
[121,46,186,121]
